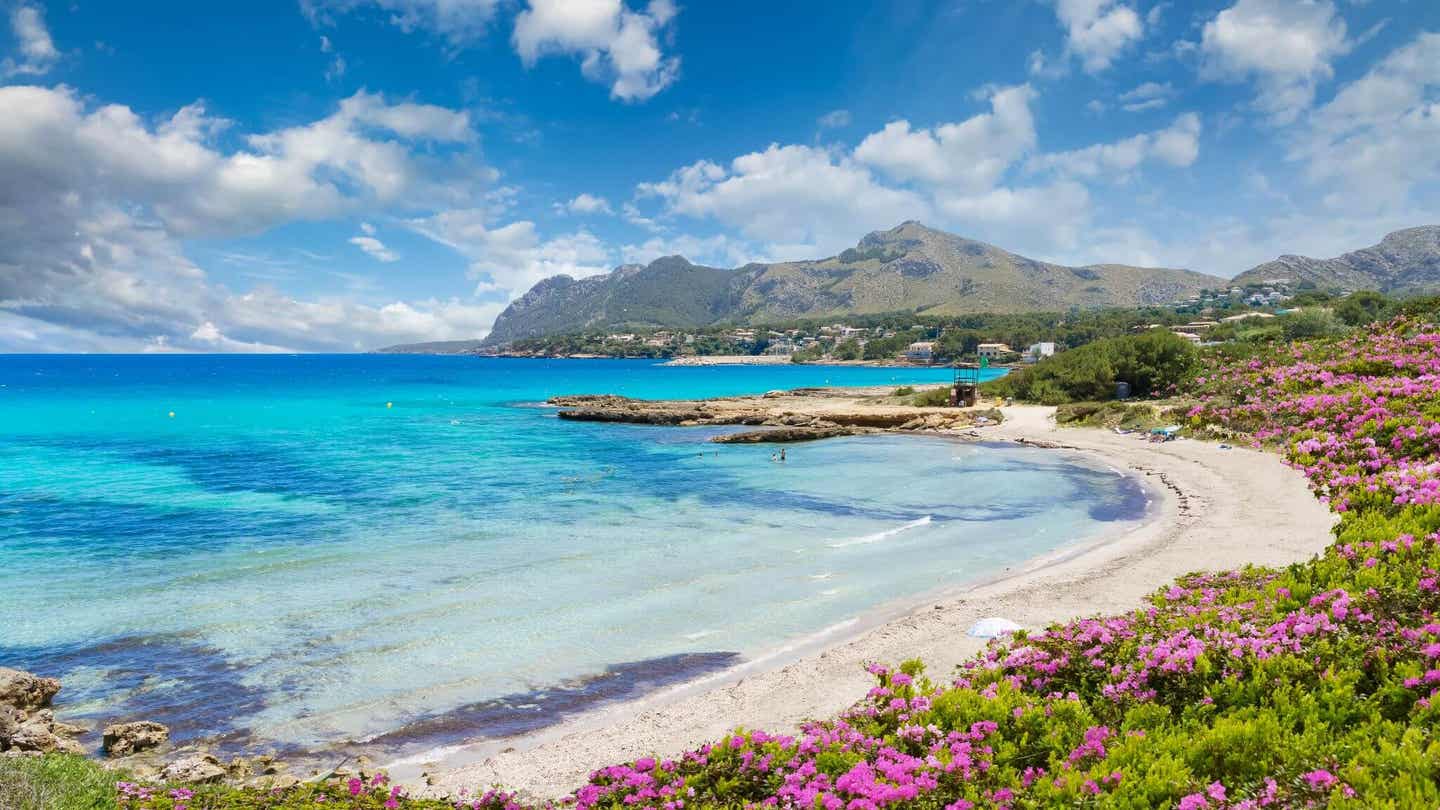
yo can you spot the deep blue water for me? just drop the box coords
[0,355,1144,756]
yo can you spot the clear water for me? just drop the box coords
[0,355,1146,756]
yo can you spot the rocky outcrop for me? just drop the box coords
[103,721,169,757]
[160,752,228,784]
[0,668,61,712]
[549,388,1003,443]
[0,667,85,755]
[4,709,86,755]
[712,426,856,443]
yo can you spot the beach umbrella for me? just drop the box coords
[967,617,1023,638]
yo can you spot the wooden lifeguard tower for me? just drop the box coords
[950,361,983,407]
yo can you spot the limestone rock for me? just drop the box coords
[8,711,86,754]
[0,668,60,711]
[161,752,227,784]
[102,721,169,757]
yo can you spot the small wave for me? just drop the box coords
[808,572,834,580]
[683,630,719,641]
[827,515,933,548]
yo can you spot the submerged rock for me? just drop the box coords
[103,721,170,758]
[711,426,856,443]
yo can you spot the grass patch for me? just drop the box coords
[0,754,119,810]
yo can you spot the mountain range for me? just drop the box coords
[480,222,1221,347]
[1231,225,1440,293]
[380,222,1440,351]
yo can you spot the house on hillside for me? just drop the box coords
[1024,342,1056,363]
[977,342,1012,361]
[904,341,935,362]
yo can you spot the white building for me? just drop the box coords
[1025,342,1056,363]
[904,341,935,362]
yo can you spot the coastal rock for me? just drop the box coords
[161,752,227,784]
[102,721,169,757]
[7,710,86,754]
[711,426,854,443]
[0,668,61,711]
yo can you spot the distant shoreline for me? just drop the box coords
[382,350,980,370]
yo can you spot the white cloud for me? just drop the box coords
[1051,0,1144,73]
[512,0,680,102]
[1118,81,1175,112]
[350,234,400,262]
[1293,32,1440,213]
[1200,0,1350,124]
[934,181,1094,257]
[0,84,505,351]
[558,192,614,215]
[301,0,503,46]
[817,109,851,129]
[853,85,1036,191]
[408,209,614,297]
[620,233,755,267]
[639,144,930,259]
[3,2,59,76]
[1027,113,1201,179]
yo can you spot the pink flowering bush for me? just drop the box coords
[109,319,1440,808]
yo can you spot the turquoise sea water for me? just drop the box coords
[0,355,1146,757]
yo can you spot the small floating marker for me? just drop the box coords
[168,411,175,418]
[386,401,393,409]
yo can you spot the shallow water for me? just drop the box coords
[0,355,1145,755]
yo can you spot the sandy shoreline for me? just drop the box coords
[405,404,1335,799]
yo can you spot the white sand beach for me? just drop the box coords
[413,405,1335,799]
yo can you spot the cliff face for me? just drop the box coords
[1232,226,1440,292]
[481,222,1221,346]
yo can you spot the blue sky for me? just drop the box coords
[0,0,1436,351]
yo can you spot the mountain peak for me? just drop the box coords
[1234,224,1440,291]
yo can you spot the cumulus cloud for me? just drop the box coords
[408,208,614,297]
[1294,31,1440,213]
[3,2,59,76]
[1051,0,1145,73]
[853,85,1036,191]
[1200,0,1350,124]
[1028,113,1201,179]
[0,84,511,351]
[638,145,930,259]
[558,192,614,215]
[513,0,680,102]
[633,83,1220,264]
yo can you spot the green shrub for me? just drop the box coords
[984,330,1197,404]
[909,387,950,407]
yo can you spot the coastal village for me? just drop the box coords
[489,279,1314,365]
